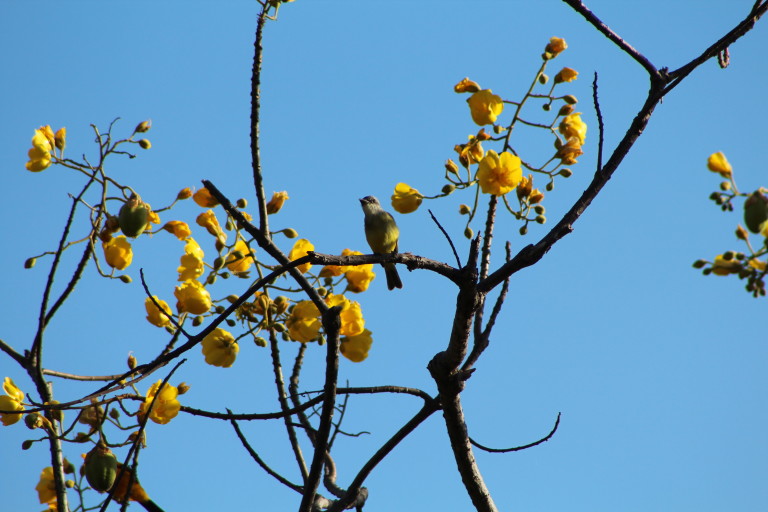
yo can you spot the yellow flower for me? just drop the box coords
[712,254,742,276]
[467,89,504,126]
[145,296,173,328]
[35,467,57,505]
[554,67,578,83]
[139,381,180,425]
[0,377,25,426]
[476,150,523,196]
[289,239,315,274]
[326,294,365,337]
[102,236,133,270]
[341,329,373,363]
[707,152,732,178]
[201,328,239,368]
[556,137,584,165]
[193,187,219,207]
[174,280,212,314]
[39,125,55,147]
[545,37,568,58]
[148,210,161,226]
[319,264,345,278]
[226,239,255,273]
[286,300,321,342]
[749,259,766,272]
[344,249,376,293]
[25,128,54,172]
[196,210,225,239]
[391,183,422,214]
[266,191,289,214]
[559,113,587,145]
[177,238,205,281]
[163,220,192,240]
[454,77,481,93]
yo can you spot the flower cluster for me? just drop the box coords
[694,152,768,297]
[388,37,585,238]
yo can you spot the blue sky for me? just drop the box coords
[1,1,767,511]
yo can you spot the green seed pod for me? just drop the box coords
[84,443,118,493]
[744,191,768,233]
[118,194,150,238]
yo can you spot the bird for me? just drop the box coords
[359,195,403,290]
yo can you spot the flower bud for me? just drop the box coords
[459,204,471,215]
[138,139,151,149]
[192,316,204,326]
[546,181,554,192]
[744,191,768,233]
[127,354,137,369]
[274,296,289,315]
[316,286,328,296]
[558,104,575,116]
[273,323,286,333]
[109,409,120,420]
[236,198,248,208]
[84,443,118,492]
[283,228,298,238]
[519,225,528,235]
[118,194,150,237]
[464,227,474,239]
[538,73,549,84]
[720,181,731,191]
[535,215,547,224]
[66,480,75,488]
[134,120,152,133]
[177,188,193,200]
[476,129,492,141]
[24,257,36,269]
[226,318,236,327]
[25,412,42,430]
[542,103,551,111]
[454,77,481,93]
[563,94,578,104]
[254,337,268,347]
[445,159,459,175]
[558,168,573,178]
[177,382,191,394]
[493,124,505,134]
[119,275,132,284]
[533,205,545,215]
[54,127,66,151]
[22,440,33,450]
[735,225,749,240]
[442,184,456,195]
[63,459,76,474]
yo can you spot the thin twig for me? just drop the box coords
[592,72,605,173]
[428,209,462,268]
[470,412,561,453]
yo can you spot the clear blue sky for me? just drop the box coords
[1,1,766,511]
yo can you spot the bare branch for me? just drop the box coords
[561,0,659,78]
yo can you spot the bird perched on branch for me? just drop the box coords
[359,196,403,290]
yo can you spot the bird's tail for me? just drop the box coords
[384,263,402,290]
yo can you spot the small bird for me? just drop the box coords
[359,196,403,290]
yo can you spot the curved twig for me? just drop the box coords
[470,412,561,453]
